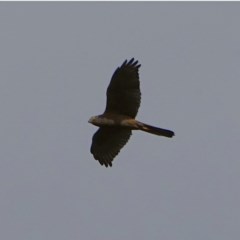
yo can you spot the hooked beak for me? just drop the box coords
[88,116,94,124]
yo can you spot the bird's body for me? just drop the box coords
[89,58,174,167]
[89,114,174,136]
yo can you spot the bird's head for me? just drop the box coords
[88,115,115,127]
[88,115,106,126]
[88,116,98,125]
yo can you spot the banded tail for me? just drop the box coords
[138,121,174,138]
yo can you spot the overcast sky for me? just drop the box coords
[0,2,240,240]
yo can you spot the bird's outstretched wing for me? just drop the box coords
[90,127,132,167]
[105,58,141,118]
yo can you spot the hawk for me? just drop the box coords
[89,58,174,167]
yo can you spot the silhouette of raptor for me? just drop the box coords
[89,58,174,167]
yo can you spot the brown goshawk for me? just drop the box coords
[89,58,174,167]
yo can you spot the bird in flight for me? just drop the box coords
[89,58,174,167]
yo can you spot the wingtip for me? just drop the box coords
[121,58,141,68]
[100,161,112,168]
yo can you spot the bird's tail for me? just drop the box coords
[137,121,174,138]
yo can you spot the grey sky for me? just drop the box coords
[0,2,239,240]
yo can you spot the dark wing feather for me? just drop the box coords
[105,58,141,118]
[90,127,132,167]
